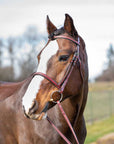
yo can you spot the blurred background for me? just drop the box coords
[0,0,114,143]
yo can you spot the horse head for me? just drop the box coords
[22,14,87,121]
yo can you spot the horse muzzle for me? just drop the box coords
[23,90,63,120]
[23,100,48,120]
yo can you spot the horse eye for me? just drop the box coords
[59,55,69,62]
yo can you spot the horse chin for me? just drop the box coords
[29,112,47,121]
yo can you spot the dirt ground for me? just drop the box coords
[91,133,114,144]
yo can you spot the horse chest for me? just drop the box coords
[0,90,77,144]
[17,106,65,144]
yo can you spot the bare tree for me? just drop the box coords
[96,44,114,81]
[0,25,46,82]
[17,26,46,80]
[0,39,4,67]
[107,44,114,67]
[0,66,14,82]
[7,37,15,67]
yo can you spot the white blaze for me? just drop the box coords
[22,41,58,113]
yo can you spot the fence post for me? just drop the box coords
[90,92,94,124]
[109,90,113,116]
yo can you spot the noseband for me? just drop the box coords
[33,34,81,144]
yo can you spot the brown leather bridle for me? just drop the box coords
[33,35,82,103]
[32,34,82,144]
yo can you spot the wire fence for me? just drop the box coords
[84,89,114,124]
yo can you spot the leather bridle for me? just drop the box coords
[33,35,82,103]
[33,34,82,144]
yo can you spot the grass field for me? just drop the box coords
[85,116,114,144]
[84,82,114,143]
[89,81,114,92]
[84,82,114,123]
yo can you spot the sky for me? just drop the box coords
[0,0,114,80]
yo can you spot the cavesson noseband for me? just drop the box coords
[33,35,81,103]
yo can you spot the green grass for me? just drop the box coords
[84,90,114,122]
[89,81,114,92]
[85,116,114,144]
[84,82,114,144]
[84,82,114,123]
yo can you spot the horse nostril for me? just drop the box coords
[28,100,39,115]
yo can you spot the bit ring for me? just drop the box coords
[50,90,63,103]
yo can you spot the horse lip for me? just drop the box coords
[23,102,49,120]
[29,112,47,120]
[32,102,49,120]
[29,114,40,120]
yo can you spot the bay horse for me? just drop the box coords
[0,14,88,144]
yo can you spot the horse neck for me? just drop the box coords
[61,95,80,124]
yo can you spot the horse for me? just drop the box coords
[0,14,88,144]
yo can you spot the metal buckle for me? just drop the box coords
[50,90,63,103]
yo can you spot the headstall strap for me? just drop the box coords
[33,34,80,144]
[48,35,80,144]
[53,35,80,46]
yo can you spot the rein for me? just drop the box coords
[33,35,81,144]
[47,101,79,144]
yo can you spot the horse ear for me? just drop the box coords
[46,15,57,35]
[64,14,78,37]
